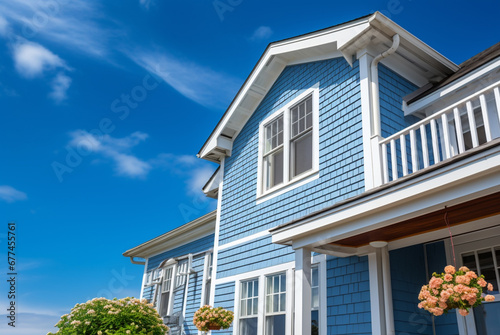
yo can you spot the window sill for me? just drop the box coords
[256,170,319,204]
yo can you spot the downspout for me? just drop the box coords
[181,254,195,335]
[370,34,400,136]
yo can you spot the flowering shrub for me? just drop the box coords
[47,297,169,335]
[418,265,496,317]
[193,305,234,331]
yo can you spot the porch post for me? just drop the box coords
[294,247,312,335]
[369,242,395,335]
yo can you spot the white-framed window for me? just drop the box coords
[203,252,213,306]
[240,279,259,335]
[311,266,320,334]
[176,261,188,287]
[265,273,287,335]
[233,257,326,335]
[451,226,500,335]
[257,86,320,200]
[159,266,174,317]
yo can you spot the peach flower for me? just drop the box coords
[444,265,456,274]
[485,295,495,302]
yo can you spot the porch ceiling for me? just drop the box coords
[330,191,500,248]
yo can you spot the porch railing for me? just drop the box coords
[379,81,500,184]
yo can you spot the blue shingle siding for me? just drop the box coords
[183,254,206,334]
[213,282,235,335]
[219,57,364,248]
[327,256,371,334]
[216,235,294,279]
[147,234,214,271]
[390,244,433,335]
[378,64,423,178]
[142,285,155,303]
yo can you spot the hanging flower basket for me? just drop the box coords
[193,305,234,332]
[418,265,496,316]
[208,323,222,330]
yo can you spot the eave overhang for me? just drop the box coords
[202,167,221,199]
[123,210,216,259]
[198,12,458,163]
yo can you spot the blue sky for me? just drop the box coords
[0,0,498,334]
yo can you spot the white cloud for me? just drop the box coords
[151,153,216,195]
[0,185,27,203]
[250,26,273,41]
[0,15,8,36]
[129,51,241,109]
[13,42,65,78]
[68,130,152,178]
[187,166,216,195]
[0,313,59,334]
[139,0,156,9]
[49,72,72,102]
[0,0,110,57]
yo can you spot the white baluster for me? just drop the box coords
[494,87,500,127]
[381,143,389,184]
[453,107,465,154]
[479,94,492,142]
[466,101,479,148]
[400,134,408,176]
[430,119,441,164]
[441,113,451,159]
[410,129,418,172]
[390,139,397,181]
[420,124,429,168]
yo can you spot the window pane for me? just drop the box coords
[240,317,258,335]
[254,281,259,297]
[280,275,286,292]
[462,252,477,272]
[266,277,272,294]
[264,116,284,153]
[273,294,279,312]
[274,276,279,293]
[241,299,247,316]
[312,288,319,309]
[292,132,313,177]
[312,268,318,287]
[311,310,319,335]
[253,297,258,314]
[265,149,284,190]
[279,293,286,312]
[266,314,286,335]
[247,298,252,315]
[266,295,272,313]
[242,282,248,298]
[160,292,169,317]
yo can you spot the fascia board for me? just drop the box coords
[123,211,216,258]
[369,12,458,73]
[404,58,500,115]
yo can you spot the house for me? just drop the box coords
[124,12,500,335]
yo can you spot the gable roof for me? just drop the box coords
[407,41,500,104]
[197,12,458,163]
[123,210,216,259]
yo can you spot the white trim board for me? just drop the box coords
[218,230,270,251]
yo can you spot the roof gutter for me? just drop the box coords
[129,257,146,265]
[371,34,400,136]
